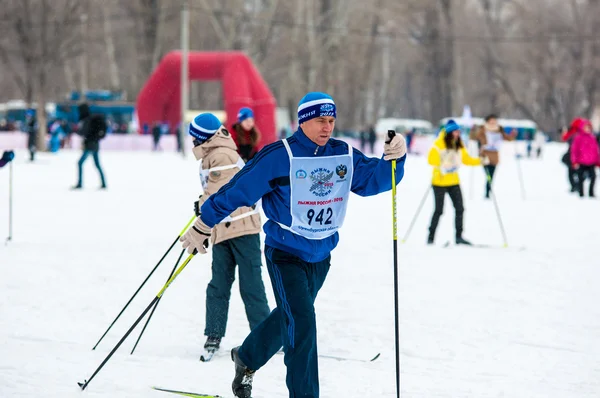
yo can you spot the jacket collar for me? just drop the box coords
[191,129,238,160]
[293,127,325,155]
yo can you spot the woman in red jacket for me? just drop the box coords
[569,118,599,197]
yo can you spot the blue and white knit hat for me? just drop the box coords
[237,107,254,123]
[188,113,222,143]
[297,92,336,124]
[444,119,460,133]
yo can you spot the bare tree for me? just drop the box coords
[0,0,598,135]
[0,0,81,148]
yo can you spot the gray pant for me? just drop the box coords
[205,234,270,338]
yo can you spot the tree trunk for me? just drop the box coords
[36,0,49,151]
[102,5,121,90]
[439,0,454,116]
[79,13,89,92]
[63,61,76,91]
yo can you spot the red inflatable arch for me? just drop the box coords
[136,51,277,149]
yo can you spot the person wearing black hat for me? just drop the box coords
[72,104,107,190]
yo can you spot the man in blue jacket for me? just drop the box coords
[180,92,407,398]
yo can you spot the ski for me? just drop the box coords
[200,349,218,362]
[472,243,526,251]
[443,242,525,251]
[275,351,380,363]
[152,386,223,397]
[319,352,381,363]
[199,347,380,364]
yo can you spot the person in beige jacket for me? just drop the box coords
[470,114,516,198]
[187,113,270,361]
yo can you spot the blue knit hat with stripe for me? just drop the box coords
[445,119,460,133]
[188,113,222,143]
[297,92,336,124]
[237,107,254,123]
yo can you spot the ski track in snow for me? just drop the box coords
[0,142,599,397]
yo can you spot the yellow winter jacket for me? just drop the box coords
[428,129,481,187]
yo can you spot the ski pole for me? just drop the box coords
[130,248,186,354]
[7,161,13,243]
[401,184,430,243]
[91,215,196,350]
[484,168,508,247]
[516,157,526,200]
[78,252,197,391]
[388,130,401,398]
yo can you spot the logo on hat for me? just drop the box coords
[320,103,334,112]
[296,169,307,179]
[309,168,334,197]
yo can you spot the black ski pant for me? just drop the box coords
[429,184,464,240]
[576,165,596,197]
[484,165,496,198]
[204,234,270,338]
[568,166,578,191]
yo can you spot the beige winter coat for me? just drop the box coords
[470,123,515,166]
[193,129,261,245]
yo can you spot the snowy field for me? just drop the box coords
[1,141,599,398]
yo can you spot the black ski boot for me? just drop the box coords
[231,346,255,398]
[456,236,472,245]
[427,230,435,245]
[200,336,221,362]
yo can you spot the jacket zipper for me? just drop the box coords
[314,146,319,155]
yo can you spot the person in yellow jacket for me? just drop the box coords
[427,120,481,245]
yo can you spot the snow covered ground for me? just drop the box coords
[0,142,599,398]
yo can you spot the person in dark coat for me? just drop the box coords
[232,107,261,162]
[152,122,162,151]
[72,103,107,189]
[368,125,377,153]
[25,110,37,162]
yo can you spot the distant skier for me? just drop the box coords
[471,114,516,198]
[187,113,270,362]
[569,118,599,198]
[561,121,582,193]
[427,120,481,245]
[25,110,37,162]
[72,104,107,189]
[232,107,261,162]
[152,122,162,151]
[48,120,64,153]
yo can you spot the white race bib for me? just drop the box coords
[484,131,503,151]
[439,149,461,174]
[278,139,353,240]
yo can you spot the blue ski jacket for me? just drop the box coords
[201,128,406,262]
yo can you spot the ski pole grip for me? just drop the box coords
[387,130,396,144]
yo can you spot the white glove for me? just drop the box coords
[180,217,211,254]
[383,134,407,161]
